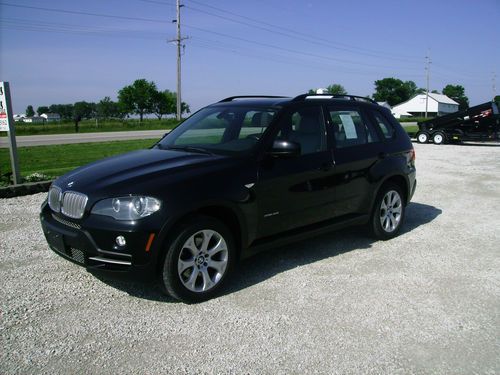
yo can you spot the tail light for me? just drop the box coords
[408,148,416,164]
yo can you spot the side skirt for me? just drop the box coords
[241,214,369,259]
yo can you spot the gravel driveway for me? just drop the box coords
[1,142,499,374]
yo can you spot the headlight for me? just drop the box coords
[91,196,161,220]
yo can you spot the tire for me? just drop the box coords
[161,215,235,303]
[432,132,445,145]
[416,131,429,144]
[371,183,405,240]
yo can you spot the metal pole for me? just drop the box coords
[493,71,497,99]
[176,0,182,121]
[425,54,430,118]
[1,82,21,184]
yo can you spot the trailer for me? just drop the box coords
[416,101,500,144]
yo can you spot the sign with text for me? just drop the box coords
[0,82,10,131]
[0,82,21,184]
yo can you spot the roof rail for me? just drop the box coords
[292,93,378,105]
[218,95,288,102]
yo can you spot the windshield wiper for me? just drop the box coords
[164,145,214,155]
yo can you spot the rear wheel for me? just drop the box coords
[371,183,405,240]
[432,132,445,145]
[416,131,429,144]
[161,215,235,303]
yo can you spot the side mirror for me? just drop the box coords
[268,140,301,157]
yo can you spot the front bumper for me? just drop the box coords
[40,202,161,281]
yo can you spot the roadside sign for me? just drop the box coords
[0,83,9,131]
[0,82,21,184]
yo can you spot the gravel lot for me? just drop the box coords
[1,142,499,374]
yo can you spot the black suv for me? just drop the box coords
[40,94,416,302]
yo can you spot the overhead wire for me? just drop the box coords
[0,1,486,84]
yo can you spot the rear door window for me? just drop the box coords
[328,108,379,148]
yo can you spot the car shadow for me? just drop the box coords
[95,201,442,303]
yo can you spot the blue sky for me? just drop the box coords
[0,0,499,114]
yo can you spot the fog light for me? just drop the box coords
[115,236,126,247]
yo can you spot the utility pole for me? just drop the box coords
[170,0,187,122]
[424,52,431,118]
[493,71,497,99]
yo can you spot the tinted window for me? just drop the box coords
[372,111,396,139]
[328,109,378,148]
[158,106,277,154]
[238,110,275,140]
[276,106,327,155]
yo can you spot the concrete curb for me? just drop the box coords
[0,180,53,198]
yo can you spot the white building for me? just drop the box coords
[23,116,45,124]
[41,113,61,122]
[391,93,459,118]
[13,114,26,122]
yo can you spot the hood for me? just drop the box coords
[54,148,227,196]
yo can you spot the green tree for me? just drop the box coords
[326,84,347,95]
[49,104,74,120]
[373,78,418,106]
[26,105,35,117]
[442,84,469,110]
[181,101,190,115]
[151,90,176,120]
[72,101,93,132]
[308,84,347,95]
[37,106,50,116]
[172,92,190,116]
[97,97,123,119]
[118,79,157,122]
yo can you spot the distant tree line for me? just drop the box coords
[310,79,471,110]
[25,79,190,132]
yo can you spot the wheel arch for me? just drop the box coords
[378,174,409,206]
[154,203,245,276]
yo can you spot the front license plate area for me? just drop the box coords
[46,230,66,254]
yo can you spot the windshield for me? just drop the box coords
[157,106,278,155]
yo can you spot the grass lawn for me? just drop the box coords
[1,127,418,185]
[0,118,179,137]
[0,139,156,183]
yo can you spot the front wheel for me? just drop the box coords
[161,216,235,303]
[371,183,405,240]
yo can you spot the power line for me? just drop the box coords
[183,23,422,71]
[1,2,485,86]
[186,0,422,62]
[0,17,166,36]
[0,2,166,23]
[133,0,422,63]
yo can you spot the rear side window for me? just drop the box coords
[328,108,379,148]
[372,111,396,140]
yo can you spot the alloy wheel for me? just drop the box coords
[379,190,402,233]
[177,230,228,292]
